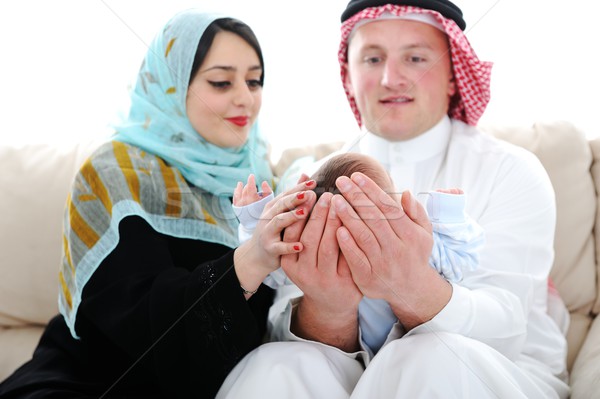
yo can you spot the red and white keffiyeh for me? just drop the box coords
[339,4,493,127]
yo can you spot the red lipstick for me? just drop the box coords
[226,116,249,127]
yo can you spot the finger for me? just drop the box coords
[337,173,409,241]
[265,188,316,221]
[401,190,432,234]
[331,194,380,254]
[316,193,341,276]
[233,181,243,205]
[282,192,318,243]
[247,174,256,187]
[336,225,371,284]
[297,192,331,253]
[261,181,273,195]
[268,241,303,256]
[297,173,310,184]
[243,174,258,200]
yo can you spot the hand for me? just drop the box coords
[282,192,362,351]
[234,179,316,296]
[233,174,273,207]
[333,172,452,330]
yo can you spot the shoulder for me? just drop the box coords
[448,120,548,180]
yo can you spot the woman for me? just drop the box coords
[0,9,315,398]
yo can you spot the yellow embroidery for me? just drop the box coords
[78,194,96,202]
[165,37,176,57]
[202,209,217,225]
[113,141,141,204]
[63,234,75,274]
[69,200,100,249]
[166,87,176,94]
[157,157,181,217]
[59,271,73,309]
[80,161,112,217]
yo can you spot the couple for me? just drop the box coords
[0,1,570,398]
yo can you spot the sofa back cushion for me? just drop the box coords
[0,142,97,326]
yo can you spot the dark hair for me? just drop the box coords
[189,18,264,85]
[311,153,391,200]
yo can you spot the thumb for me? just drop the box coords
[401,191,432,234]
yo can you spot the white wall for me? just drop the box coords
[1,0,597,163]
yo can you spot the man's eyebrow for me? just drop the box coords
[360,42,434,51]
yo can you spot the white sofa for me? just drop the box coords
[1,121,599,398]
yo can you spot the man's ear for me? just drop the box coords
[448,76,457,97]
[343,65,354,96]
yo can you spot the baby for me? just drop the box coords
[233,153,485,356]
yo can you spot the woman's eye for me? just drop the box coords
[247,79,262,89]
[208,81,231,89]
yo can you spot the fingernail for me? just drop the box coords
[305,180,315,187]
[297,192,305,200]
[332,195,346,210]
[352,173,366,187]
[338,228,349,240]
[336,176,351,191]
[293,245,300,251]
[296,208,305,215]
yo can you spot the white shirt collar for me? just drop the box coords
[345,116,452,166]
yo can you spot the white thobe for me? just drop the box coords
[217,117,570,399]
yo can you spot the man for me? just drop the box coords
[217,1,570,397]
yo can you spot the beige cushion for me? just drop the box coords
[0,142,96,327]
[570,315,600,399]
[589,138,600,316]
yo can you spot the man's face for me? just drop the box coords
[345,19,456,141]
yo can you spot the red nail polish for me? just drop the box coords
[305,180,315,187]
[293,245,300,251]
[296,208,305,215]
[297,192,305,200]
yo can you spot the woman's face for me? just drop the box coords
[186,31,263,148]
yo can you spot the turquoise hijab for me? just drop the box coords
[113,9,273,195]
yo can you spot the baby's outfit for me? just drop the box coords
[232,190,484,356]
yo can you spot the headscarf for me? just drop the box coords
[59,9,272,338]
[339,4,493,127]
[113,9,272,194]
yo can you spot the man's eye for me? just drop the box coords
[365,56,381,64]
[408,56,426,63]
[208,81,231,89]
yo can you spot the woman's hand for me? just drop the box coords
[233,179,317,296]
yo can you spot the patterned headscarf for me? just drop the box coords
[113,9,272,195]
[339,4,493,127]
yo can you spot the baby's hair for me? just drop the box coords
[311,153,391,200]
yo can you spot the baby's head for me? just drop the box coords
[311,153,396,199]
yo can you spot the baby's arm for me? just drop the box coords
[427,189,485,282]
